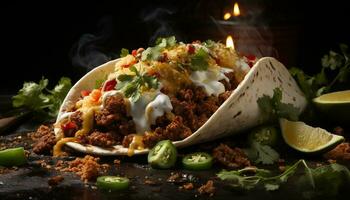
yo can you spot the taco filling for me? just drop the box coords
[54,38,253,156]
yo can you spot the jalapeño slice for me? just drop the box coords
[0,147,27,167]
[182,152,213,171]
[96,176,130,191]
[148,140,177,169]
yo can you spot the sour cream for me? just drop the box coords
[190,67,233,96]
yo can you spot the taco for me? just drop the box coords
[54,38,307,156]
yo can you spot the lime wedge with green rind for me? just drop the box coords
[313,90,350,124]
[279,118,344,153]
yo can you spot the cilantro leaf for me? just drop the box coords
[190,48,209,71]
[12,77,72,119]
[244,142,280,165]
[120,48,129,58]
[257,87,300,121]
[155,36,177,48]
[141,46,161,61]
[116,67,159,102]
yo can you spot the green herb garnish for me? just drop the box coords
[12,77,72,118]
[257,87,300,121]
[290,44,350,100]
[116,66,159,102]
[190,48,209,71]
[217,159,350,193]
[155,36,177,48]
[141,36,177,61]
[244,142,280,165]
[120,48,129,58]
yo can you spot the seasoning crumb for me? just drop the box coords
[180,182,194,190]
[144,179,159,186]
[213,144,251,169]
[48,175,64,186]
[167,172,180,182]
[324,142,350,161]
[114,159,121,167]
[198,180,215,196]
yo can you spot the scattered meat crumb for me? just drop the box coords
[324,142,350,161]
[167,172,180,182]
[55,155,109,182]
[213,144,251,169]
[31,125,57,155]
[144,179,159,186]
[180,183,194,190]
[114,159,121,167]
[48,175,64,186]
[198,180,215,196]
[333,126,344,136]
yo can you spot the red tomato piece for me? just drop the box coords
[104,79,117,91]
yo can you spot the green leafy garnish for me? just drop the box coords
[290,44,350,99]
[116,66,159,102]
[257,87,300,121]
[120,48,129,58]
[141,36,177,61]
[12,77,72,118]
[203,40,216,48]
[218,159,350,193]
[190,48,209,71]
[155,36,177,48]
[95,75,107,89]
[244,142,280,165]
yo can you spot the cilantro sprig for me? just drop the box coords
[190,48,209,71]
[244,142,280,165]
[257,87,300,122]
[217,159,350,193]
[116,66,159,102]
[141,36,177,61]
[120,48,129,58]
[12,77,72,118]
[290,44,350,99]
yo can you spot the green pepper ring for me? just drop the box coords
[0,147,27,167]
[182,152,213,171]
[148,140,177,169]
[96,176,130,191]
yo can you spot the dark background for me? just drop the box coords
[1,0,350,94]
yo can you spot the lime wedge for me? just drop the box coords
[313,90,350,124]
[279,118,344,153]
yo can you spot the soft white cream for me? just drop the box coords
[190,67,233,96]
[146,93,173,125]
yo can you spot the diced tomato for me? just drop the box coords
[187,44,196,54]
[61,121,77,132]
[132,50,137,57]
[81,90,91,97]
[103,79,117,91]
[245,55,256,62]
[90,89,102,102]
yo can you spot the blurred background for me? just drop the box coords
[1,0,350,94]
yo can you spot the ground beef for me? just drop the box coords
[32,125,57,155]
[198,180,215,196]
[56,155,109,182]
[324,142,350,161]
[122,134,134,148]
[88,131,117,147]
[48,175,64,186]
[143,116,192,148]
[213,144,251,169]
[70,111,83,128]
[218,91,232,104]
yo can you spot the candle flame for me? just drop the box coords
[226,35,234,49]
[233,2,240,17]
[223,12,231,20]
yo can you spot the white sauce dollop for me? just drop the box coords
[190,67,233,96]
[129,92,173,134]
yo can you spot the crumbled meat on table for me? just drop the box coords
[198,180,215,196]
[48,175,64,186]
[181,182,194,190]
[55,155,109,182]
[213,144,251,169]
[324,142,350,161]
[167,172,180,182]
[31,125,57,155]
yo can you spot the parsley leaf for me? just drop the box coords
[116,67,159,102]
[12,77,72,119]
[290,44,350,99]
[257,87,300,121]
[190,48,209,71]
[120,48,129,58]
[244,142,280,165]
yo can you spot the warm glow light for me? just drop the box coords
[226,35,234,49]
[233,2,240,17]
[223,12,231,20]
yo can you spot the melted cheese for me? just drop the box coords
[127,135,144,156]
[53,137,77,157]
[74,106,99,137]
[190,67,233,96]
